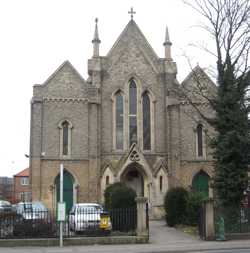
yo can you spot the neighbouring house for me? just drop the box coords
[0,177,13,203]
[29,13,215,218]
[13,168,31,203]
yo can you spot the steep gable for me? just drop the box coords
[107,20,160,73]
[33,61,87,98]
[180,65,217,102]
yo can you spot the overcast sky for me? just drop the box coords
[0,0,215,177]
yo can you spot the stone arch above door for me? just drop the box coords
[120,162,147,197]
[117,143,153,182]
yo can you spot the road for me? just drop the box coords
[188,250,250,253]
[0,247,250,253]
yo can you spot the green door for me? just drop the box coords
[192,171,209,198]
[56,171,74,214]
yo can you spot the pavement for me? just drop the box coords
[0,220,250,252]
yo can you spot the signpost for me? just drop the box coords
[59,164,65,247]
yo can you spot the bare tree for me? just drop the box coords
[181,0,250,208]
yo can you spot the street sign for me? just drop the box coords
[57,202,66,221]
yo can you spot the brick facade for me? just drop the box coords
[13,168,31,203]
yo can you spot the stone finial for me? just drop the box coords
[163,25,172,60]
[92,18,101,57]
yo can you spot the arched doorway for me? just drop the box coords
[55,170,74,214]
[192,170,210,198]
[121,163,145,197]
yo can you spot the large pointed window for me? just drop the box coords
[129,79,137,146]
[142,92,151,150]
[115,91,124,149]
[197,124,203,157]
[62,121,69,156]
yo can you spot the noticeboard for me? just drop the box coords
[57,202,66,221]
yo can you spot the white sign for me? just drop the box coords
[57,202,66,221]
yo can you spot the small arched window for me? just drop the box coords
[62,121,69,156]
[59,120,72,158]
[142,92,151,150]
[159,176,163,192]
[106,176,110,186]
[197,124,203,157]
[129,79,137,146]
[115,91,124,149]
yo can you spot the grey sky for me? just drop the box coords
[0,0,215,177]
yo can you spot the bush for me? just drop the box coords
[164,187,188,227]
[186,191,206,225]
[104,182,136,209]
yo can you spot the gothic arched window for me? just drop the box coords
[129,79,137,146]
[62,121,69,156]
[142,92,151,150]
[59,120,72,157]
[115,91,124,149]
[106,176,110,186]
[197,124,203,157]
[159,176,163,192]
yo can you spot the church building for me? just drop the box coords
[29,12,215,217]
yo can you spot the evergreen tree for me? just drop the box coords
[184,0,250,207]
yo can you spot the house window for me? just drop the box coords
[129,79,137,146]
[197,124,203,157]
[142,92,151,150]
[115,92,124,149]
[19,191,31,202]
[20,177,29,186]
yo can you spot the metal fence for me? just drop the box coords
[215,206,250,234]
[0,207,137,239]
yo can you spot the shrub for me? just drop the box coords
[104,182,136,209]
[186,191,206,225]
[164,187,188,227]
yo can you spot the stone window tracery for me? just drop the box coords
[112,78,155,151]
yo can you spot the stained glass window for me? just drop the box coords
[129,79,137,146]
[143,92,151,150]
[116,92,124,149]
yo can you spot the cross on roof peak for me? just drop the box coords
[128,7,136,20]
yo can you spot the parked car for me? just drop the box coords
[69,203,112,234]
[0,200,12,213]
[13,202,54,237]
[16,201,49,220]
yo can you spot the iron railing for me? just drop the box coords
[0,207,138,239]
[215,205,250,234]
